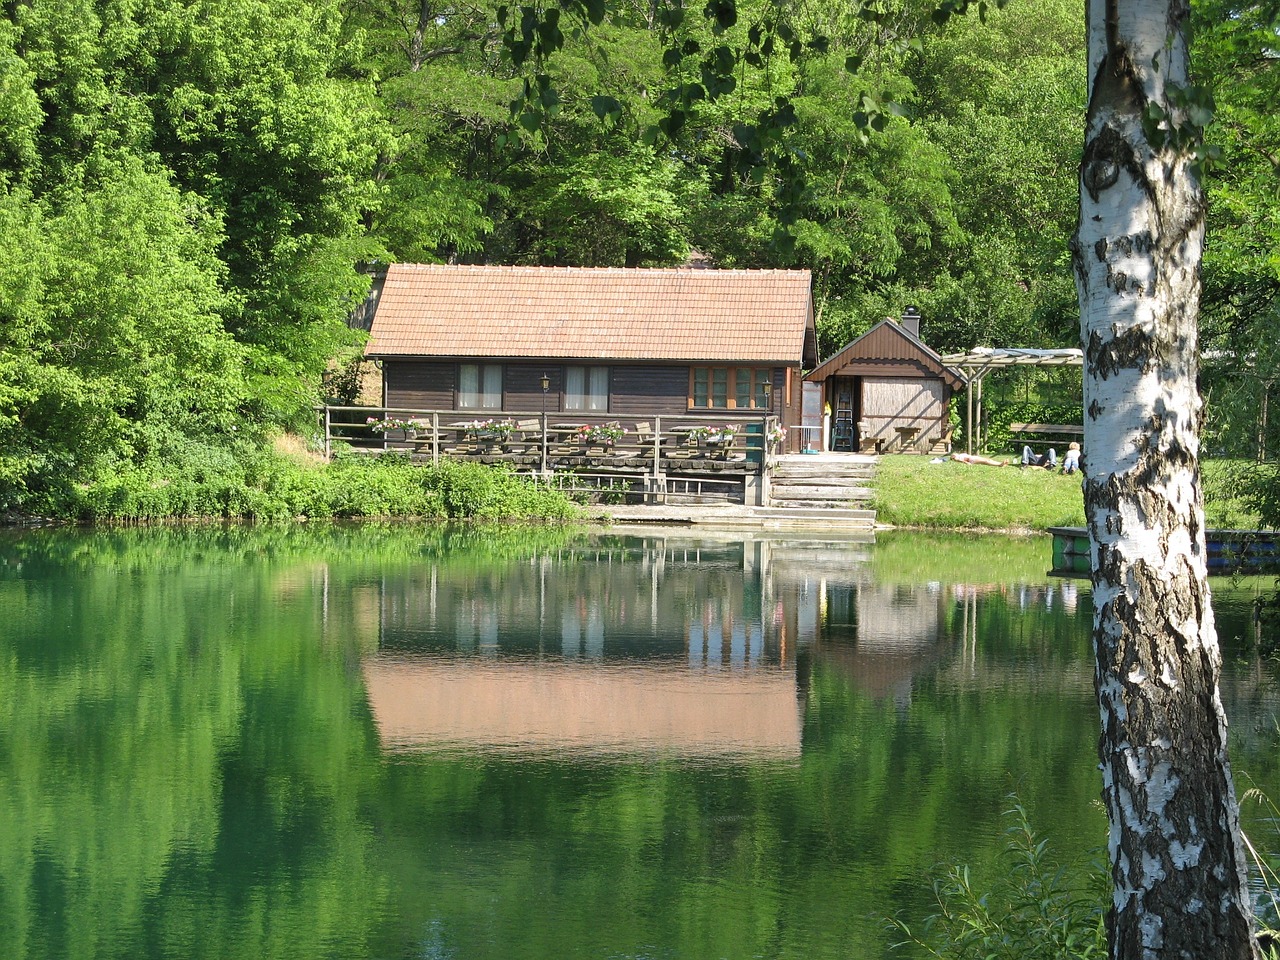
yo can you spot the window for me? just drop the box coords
[458,363,503,409]
[690,367,772,409]
[564,366,609,412]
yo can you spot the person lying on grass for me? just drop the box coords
[951,452,1009,467]
[1020,446,1057,469]
[1061,442,1081,474]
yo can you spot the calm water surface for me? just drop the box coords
[3,525,1278,960]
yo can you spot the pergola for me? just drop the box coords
[939,347,1084,453]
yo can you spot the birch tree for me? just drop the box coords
[1072,1,1260,956]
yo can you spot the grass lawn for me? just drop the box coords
[871,455,1261,532]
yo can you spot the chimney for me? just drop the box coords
[900,305,921,339]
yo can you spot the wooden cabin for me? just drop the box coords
[364,264,818,439]
[805,317,964,454]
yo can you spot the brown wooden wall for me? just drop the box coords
[860,377,946,441]
[384,359,806,425]
[505,364,563,413]
[610,365,689,418]
[385,361,454,409]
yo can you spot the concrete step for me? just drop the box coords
[769,499,874,511]
[770,485,874,501]
[749,506,876,528]
[768,463,880,478]
[771,476,875,489]
[754,505,875,518]
[771,468,876,482]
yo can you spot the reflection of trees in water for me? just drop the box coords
[0,530,387,960]
[809,576,1096,707]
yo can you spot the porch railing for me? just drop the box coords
[320,405,782,478]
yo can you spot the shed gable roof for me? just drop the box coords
[806,319,965,391]
[366,264,815,365]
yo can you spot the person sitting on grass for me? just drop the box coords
[1021,445,1057,469]
[1061,441,1081,474]
[952,452,1008,467]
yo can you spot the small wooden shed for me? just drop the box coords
[805,317,965,453]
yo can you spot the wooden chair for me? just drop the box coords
[928,427,954,456]
[628,422,654,458]
[857,421,882,454]
[510,418,542,454]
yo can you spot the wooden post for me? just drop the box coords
[541,411,548,476]
[323,406,331,461]
[966,377,974,455]
[432,413,439,466]
[653,416,662,477]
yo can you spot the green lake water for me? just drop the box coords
[2,525,1278,960]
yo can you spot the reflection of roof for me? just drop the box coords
[363,657,802,759]
[366,264,817,365]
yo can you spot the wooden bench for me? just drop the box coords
[1009,423,1083,451]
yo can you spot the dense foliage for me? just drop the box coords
[72,454,578,522]
[0,0,1274,517]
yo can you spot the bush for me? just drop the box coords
[59,448,576,523]
[891,802,1107,960]
[424,459,578,521]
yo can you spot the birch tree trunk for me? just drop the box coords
[1072,1,1260,957]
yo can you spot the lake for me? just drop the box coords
[3,525,1278,959]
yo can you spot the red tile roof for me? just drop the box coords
[365,264,814,364]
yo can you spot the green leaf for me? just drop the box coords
[704,0,737,32]
[658,108,686,137]
[590,95,623,123]
[656,5,685,29]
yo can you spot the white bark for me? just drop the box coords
[1073,1,1259,957]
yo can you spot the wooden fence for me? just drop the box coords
[320,406,782,504]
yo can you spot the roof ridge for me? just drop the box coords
[389,263,810,276]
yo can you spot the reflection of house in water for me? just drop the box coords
[361,533,1086,754]
[365,535,807,759]
[376,535,792,668]
[761,539,949,707]
[806,575,1088,707]
[813,581,948,707]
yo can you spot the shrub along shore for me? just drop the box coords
[6,441,1265,532]
[8,449,579,525]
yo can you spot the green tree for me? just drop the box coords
[1194,0,1280,461]
[0,157,242,510]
